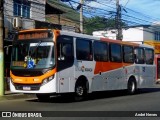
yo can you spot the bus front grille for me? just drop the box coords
[14,83,41,91]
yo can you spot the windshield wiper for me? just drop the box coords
[30,41,42,56]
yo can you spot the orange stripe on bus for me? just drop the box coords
[94,62,132,74]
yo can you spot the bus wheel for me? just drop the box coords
[36,94,50,101]
[74,82,87,101]
[127,78,137,95]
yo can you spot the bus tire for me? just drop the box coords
[74,81,88,101]
[36,94,50,101]
[127,78,137,95]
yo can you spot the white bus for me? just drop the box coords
[10,29,156,101]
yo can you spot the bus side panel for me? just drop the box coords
[137,64,156,88]
[104,67,126,90]
[92,66,126,91]
[91,62,137,92]
[74,60,95,93]
[56,35,75,93]
[144,65,156,87]
[57,66,75,93]
[91,62,103,91]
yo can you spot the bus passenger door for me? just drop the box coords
[57,36,74,93]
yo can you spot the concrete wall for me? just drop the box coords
[123,27,144,42]
[93,26,160,44]
[4,0,14,31]
[30,1,45,21]
[4,0,45,32]
[92,31,116,39]
[22,18,35,29]
[143,27,154,41]
[4,0,13,16]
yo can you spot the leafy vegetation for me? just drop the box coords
[84,16,127,35]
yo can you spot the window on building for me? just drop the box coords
[145,48,154,65]
[94,41,108,62]
[110,43,122,62]
[76,38,93,61]
[13,0,30,18]
[155,31,160,41]
[123,45,134,63]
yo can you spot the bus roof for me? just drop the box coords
[60,30,140,46]
[17,29,154,49]
[60,30,100,40]
[18,29,49,33]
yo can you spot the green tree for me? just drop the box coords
[84,16,126,35]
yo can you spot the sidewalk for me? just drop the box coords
[0,78,36,101]
[0,91,36,101]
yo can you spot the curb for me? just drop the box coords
[0,93,36,101]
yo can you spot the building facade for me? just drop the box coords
[4,0,46,38]
[4,0,79,38]
[93,25,160,44]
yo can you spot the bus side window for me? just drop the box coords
[62,44,72,58]
[58,43,73,61]
[134,48,145,64]
[76,38,93,61]
[110,43,122,62]
[57,35,74,71]
[94,41,108,62]
[145,48,154,65]
[123,45,134,63]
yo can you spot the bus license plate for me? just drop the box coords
[23,86,31,91]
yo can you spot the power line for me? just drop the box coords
[79,0,160,32]
[124,0,130,7]
[6,0,160,28]
[4,0,160,36]
[116,0,122,40]
[82,0,160,26]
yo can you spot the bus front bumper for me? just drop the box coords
[9,79,57,94]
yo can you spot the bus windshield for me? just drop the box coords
[11,42,55,69]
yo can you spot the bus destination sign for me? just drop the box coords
[18,32,49,40]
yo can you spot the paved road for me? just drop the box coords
[1,86,160,120]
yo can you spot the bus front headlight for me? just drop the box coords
[42,75,54,86]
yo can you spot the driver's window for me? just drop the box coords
[57,35,74,71]
[57,43,73,61]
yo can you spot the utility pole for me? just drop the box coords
[0,0,4,96]
[80,0,83,33]
[116,0,122,40]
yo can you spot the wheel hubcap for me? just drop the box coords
[76,86,84,96]
[130,82,135,92]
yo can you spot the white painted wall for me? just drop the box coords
[92,30,116,39]
[123,27,144,42]
[93,26,160,44]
